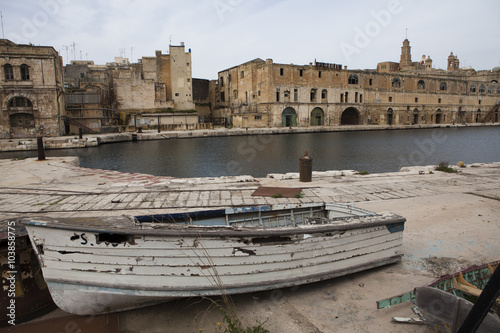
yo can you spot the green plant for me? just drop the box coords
[216,308,269,333]
[271,193,283,198]
[435,161,457,173]
[358,171,369,175]
[294,192,304,199]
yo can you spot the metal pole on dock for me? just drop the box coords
[37,137,45,160]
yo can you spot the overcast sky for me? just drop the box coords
[2,0,499,79]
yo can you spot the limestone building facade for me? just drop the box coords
[64,60,116,134]
[215,39,500,128]
[111,44,195,114]
[0,39,65,138]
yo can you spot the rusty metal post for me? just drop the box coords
[457,265,500,333]
[299,151,313,182]
[37,137,45,161]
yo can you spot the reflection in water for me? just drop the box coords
[1,127,499,178]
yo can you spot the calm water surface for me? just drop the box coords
[1,127,499,178]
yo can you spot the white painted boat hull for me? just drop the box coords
[22,204,405,315]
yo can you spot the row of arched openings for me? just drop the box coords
[281,107,360,126]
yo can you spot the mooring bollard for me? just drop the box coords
[299,151,313,182]
[37,137,46,161]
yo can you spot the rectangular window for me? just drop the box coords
[276,89,280,102]
[415,97,418,103]
[280,68,284,76]
[294,89,298,102]
[4,66,14,80]
[175,93,179,97]
[360,94,363,103]
[299,69,303,77]
[220,77,224,87]
[355,92,358,103]
[389,96,392,102]
[187,78,190,82]
[479,100,481,105]
[369,79,373,86]
[318,71,322,78]
[221,91,225,102]
[438,98,441,103]
[340,93,344,103]
[187,62,190,66]
[258,91,261,97]
[255,115,262,120]
[241,71,244,79]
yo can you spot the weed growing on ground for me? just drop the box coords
[271,193,283,198]
[215,308,269,333]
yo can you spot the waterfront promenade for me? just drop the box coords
[0,123,497,152]
[1,157,499,332]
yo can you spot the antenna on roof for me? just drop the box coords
[1,12,5,39]
[405,28,408,39]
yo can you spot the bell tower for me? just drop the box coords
[447,52,460,71]
[400,38,412,69]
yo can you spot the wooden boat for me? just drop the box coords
[414,287,500,333]
[377,261,500,309]
[21,203,405,315]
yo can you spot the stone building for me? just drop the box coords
[64,60,116,134]
[0,39,65,138]
[111,44,195,114]
[215,39,500,128]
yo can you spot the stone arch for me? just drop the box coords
[310,107,324,126]
[7,96,35,135]
[436,108,442,124]
[413,108,419,125]
[340,107,360,125]
[387,108,394,125]
[281,107,297,127]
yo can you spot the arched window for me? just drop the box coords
[417,80,425,89]
[321,89,328,101]
[20,64,30,80]
[4,64,14,80]
[470,84,476,93]
[497,86,500,94]
[440,82,447,91]
[488,86,494,94]
[348,74,358,84]
[233,90,238,99]
[392,78,401,88]
[8,97,33,108]
[479,84,485,93]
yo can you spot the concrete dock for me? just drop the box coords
[1,157,499,332]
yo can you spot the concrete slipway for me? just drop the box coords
[1,157,499,332]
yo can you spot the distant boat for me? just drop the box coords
[22,203,405,315]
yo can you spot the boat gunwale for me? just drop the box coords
[20,214,406,238]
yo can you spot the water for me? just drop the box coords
[1,127,499,178]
